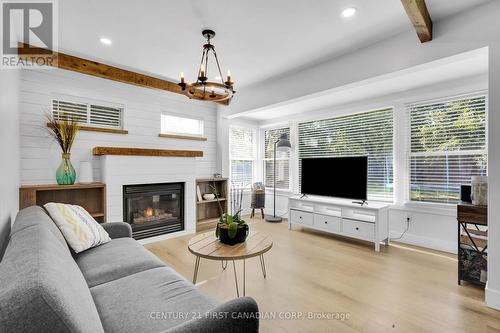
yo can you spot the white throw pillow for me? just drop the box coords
[44,203,111,253]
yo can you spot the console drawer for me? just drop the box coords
[342,219,375,239]
[314,214,341,232]
[290,210,313,226]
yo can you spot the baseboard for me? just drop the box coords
[486,283,500,310]
[389,230,456,254]
[138,229,195,245]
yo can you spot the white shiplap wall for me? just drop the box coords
[20,68,218,184]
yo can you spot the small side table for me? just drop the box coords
[457,203,487,286]
[188,231,273,297]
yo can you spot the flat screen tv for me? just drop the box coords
[301,156,368,201]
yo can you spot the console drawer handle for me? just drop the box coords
[355,227,359,231]
[324,221,328,224]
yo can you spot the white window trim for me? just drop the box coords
[160,112,204,137]
[262,126,292,192]
[405,91,488,204]
[52,94,124,130]
[229,125,257,187]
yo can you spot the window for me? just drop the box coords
[230,126,255,186]
[408,94,487,203]
[264,127,291,190]
[52,99,123,129]
[298,109,394,201]
[161,114,204,137]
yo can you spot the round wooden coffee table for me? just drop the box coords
[188,231,273,297]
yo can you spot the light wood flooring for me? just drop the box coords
[145,216,500,333]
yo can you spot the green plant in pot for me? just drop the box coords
[210,183,249,245]
[216,211,249,245]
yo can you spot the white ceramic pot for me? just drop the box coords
[203,193,216,200]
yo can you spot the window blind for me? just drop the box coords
[408,93,487,203]
[230,126,255,186]
[298,108,394,201]
[52,99,123,129]
[264,127,290,190]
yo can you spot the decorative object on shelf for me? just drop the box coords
[460,185,472,203]
[471,176,487,206]
[46,114,80,185]
[251,182,265,219]
[178,29,234,102]
[203,193,216,201]
[78,161,93,184]
[265,133,292,223]
[213,173,222,178]
[196,185,203,202]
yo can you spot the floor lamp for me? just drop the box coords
[265,133,292,223]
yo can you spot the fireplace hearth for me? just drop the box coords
[123,183,184,240]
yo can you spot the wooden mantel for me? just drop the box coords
[92,146,203,157]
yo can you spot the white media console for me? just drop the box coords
[288,195,390,252]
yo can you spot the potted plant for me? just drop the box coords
[216,211,249,245]
[46,114,80,185]
[210,183,249,245]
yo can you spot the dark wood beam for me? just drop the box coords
[401,0,433,43]
[17,44,230,105]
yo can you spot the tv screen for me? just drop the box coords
[301,156,368,201]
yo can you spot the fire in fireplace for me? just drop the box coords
[123,183,184,240]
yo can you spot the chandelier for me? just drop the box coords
[178,29,234,102]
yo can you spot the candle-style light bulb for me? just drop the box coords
[200,64,205,77]
[227,69,232,82]
[180,72,185,83]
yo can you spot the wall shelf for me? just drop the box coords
[158,133,208,141]
[196,178,228,231]
[19,182,107,223]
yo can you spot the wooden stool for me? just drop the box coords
[250,208,265,219]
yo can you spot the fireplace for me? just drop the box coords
[123,182,184,240]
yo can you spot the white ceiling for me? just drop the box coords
[57,0,491,88]
[235,48,488,122]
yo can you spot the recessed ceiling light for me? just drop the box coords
[341,7,357,18]
[99,37,112,46]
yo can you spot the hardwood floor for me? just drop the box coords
[145,216,500,333]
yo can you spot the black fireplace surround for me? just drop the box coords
[123,182,184,240]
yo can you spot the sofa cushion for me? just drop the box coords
[90,267,217,333]
[75,237,166,287]
[0,225,104,333]
[10,205,69,251]
[44,203,111,253]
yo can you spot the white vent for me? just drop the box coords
[52,98,123,129]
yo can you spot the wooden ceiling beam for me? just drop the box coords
[17,43,230,105]
[401,0,433,43]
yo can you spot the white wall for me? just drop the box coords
[486,43,500,310]
[19,68,218,184]
[0,70,20,260]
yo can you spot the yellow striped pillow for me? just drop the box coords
[44,203,111,253]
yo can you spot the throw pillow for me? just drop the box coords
[44,203,111,253]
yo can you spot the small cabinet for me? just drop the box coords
[342,218,375,240]
[313,214,341,233]
[290,210,313,226]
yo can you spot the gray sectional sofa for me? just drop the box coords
[0,206,259,333]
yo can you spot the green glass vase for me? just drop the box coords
[56,153,76,185]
